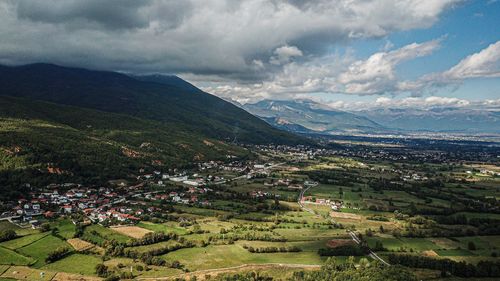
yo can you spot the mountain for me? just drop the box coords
[356,107,500,133]
[0,95,253,199]
[243,99,386,134]
[132,74,202,93]
[0,63,305,145]
[0,63,310,199]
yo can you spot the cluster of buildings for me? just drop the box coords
[301,196,345,211]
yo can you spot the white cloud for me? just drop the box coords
[205,39,442,101]
[326,96,500,111]
[443,41,500,79]
[269,45,303,65]
[338,39,441,94]
[399,40,500,93]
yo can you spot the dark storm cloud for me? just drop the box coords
[0,0,460,98]
[16,0,193,30]
[17,0,152,30]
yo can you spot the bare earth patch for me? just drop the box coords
[110,225,152,239]
[203,140,214,146]
[330,211,361,220]
[327,239,356,248]
[422,250,439,257]
[67,238,94,251]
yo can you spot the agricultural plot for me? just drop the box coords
[67,238,94,252]
[52,219,76,239]
[110,225,152,239]
[0,232,49,250]
[17,235,71,268]
[82,224,130,245]
[0,247,34,265]
[174,205,231,217]
[162,244,324,271]
[125,240,181,254]
[41,254,101,276]
[0,265,57,281]
[137,221,188,235]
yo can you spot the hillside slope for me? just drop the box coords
[0,96,250,199]
[0,63,305,144]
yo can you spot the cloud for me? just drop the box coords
[338,39,441,94]
[16,0,156,30]
[204,39,442,102]
[326,96,500,111]
[269,45,303,65]
[401,40,500,92]
[0,0,459,81]
[442,41,500,79]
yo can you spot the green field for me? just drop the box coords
[17,235,70,268]
[434,249,475,256]
[137,221,188,235]
[0,247,34,265]
[82,224,130,245]
[52,219,76,239]
[126,240,182,254]
[0,232,49,250]
[41,254,101,275]
[163,244,325,271]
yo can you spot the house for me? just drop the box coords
[44,211,55,218]
[182,180,199,186]
[62,205,73,213]
[170,176,188,182]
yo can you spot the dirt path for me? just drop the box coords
[136,263,321,280]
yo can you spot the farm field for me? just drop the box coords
[41,254,101,276]
[162,244,325,271]
[0,247,34,266]
[0,232,49,250]
[17,235,70,268]
[110,225,152,238]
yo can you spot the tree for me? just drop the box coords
[0,229,16,242]
[95,264,108,277]
[379,225,385,233]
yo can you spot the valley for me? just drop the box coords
[0,139,498,280]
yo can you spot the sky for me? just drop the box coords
[0,0,499,110]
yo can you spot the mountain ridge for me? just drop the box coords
[243,99,387,134]
[0,63,307,145]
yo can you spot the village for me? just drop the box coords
[0,150,321,230]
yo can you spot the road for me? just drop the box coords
[297,181,390,266]
[348,231,390,266]
[297,184,315,214]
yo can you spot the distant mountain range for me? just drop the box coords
[242,100,386,134]
[356,107,500,133]
[242,99,500,135]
